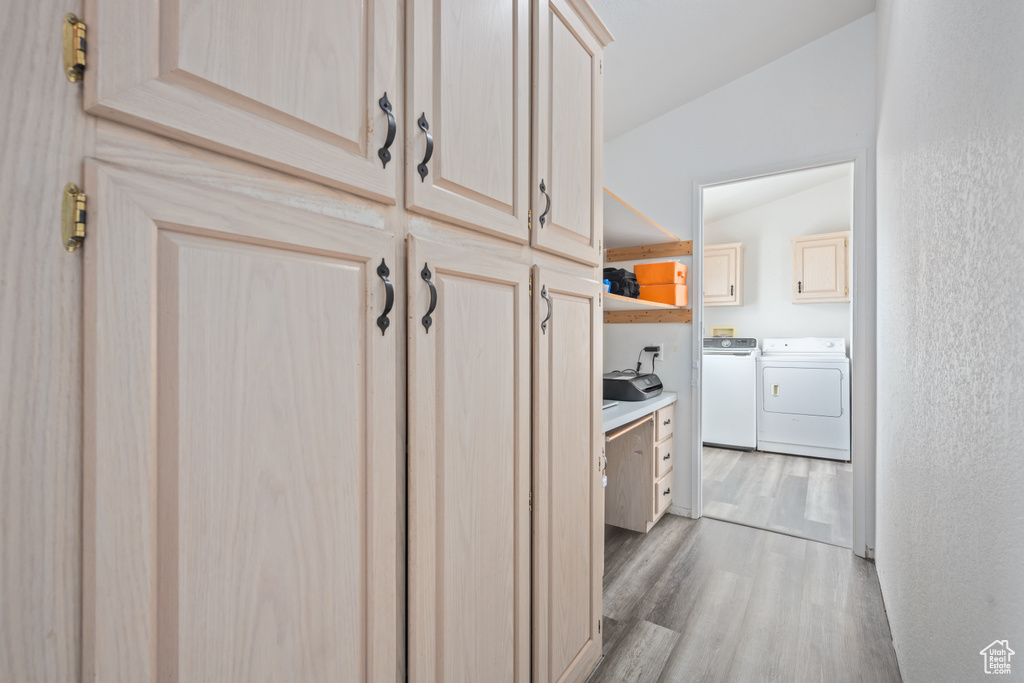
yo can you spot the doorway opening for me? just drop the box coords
[698,161,855,549]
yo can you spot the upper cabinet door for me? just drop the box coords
[704,242,744,306]
[792,231,850,303]
[84,0,399,204]
[406,0,530,243]
[532,0,612,266]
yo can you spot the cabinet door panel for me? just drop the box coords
[532,0,604,265]
[408,235,530,683]
[406,0,530,242]
[532,267,603,683]
[83,162,398,682]
[85,0,398,203]
[792,233,849,302]
[703,243,741,306]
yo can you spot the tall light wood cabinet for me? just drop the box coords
[704,242,744,306]
[79,1,612,682]
[84,0,401,203]
[531,266,604,683]
[531,0,612,266]
[407,235,532,683]
[82,158,399,682]
[792,231,850,302]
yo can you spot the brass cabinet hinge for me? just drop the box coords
[62,14,86,83]
[529,275,533,298]
[528,208,533,231]
[845,286,849,295]
[62,183,86,252]
[529,491,533,513]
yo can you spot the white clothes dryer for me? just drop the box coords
[756,338,850,461]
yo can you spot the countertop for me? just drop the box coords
[602,391,678,433]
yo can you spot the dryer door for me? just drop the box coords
[761,366,843,417]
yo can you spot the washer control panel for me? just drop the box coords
[703,337,758,349]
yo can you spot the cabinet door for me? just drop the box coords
[704,243,742,306]
[83,162,399,681]
[532,266,603,683]
[792,232,850,302]
[406,0,530,242]
[407,235,531,683]
[84,0,399,203]
[531,0,605,265]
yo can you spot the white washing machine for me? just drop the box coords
[702,337,760,450]
[756,338,850,461]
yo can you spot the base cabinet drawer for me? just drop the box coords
[655,474,673,517]
[655,437,673,480]
[656,405,675,441]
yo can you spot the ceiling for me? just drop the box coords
[589,0,875,140]
[703,162,853,224]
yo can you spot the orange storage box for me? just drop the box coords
[634,261,687,285]
[639,284,688,306]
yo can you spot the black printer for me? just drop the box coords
[603,371,663,401]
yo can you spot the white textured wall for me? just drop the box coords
[875,2,1024,681]
[704,176,852,349]
[604,14,875,514]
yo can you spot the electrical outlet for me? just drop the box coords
[650,343,664,357]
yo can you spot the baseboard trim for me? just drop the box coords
[666,504,691,518]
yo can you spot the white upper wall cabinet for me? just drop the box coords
[704,242,744,306]
[84,0,400,204]
[531,0,612,265]
[792,231,850,302]
[406,0,531,243]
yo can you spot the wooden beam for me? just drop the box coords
[605,241,693,262]
[604,308,693,324]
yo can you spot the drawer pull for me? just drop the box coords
[663,452,671,461]
[663,419,671,426]
[663,487,671,496]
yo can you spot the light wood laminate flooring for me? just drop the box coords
[703,446,853,548]
[591,516,901,683]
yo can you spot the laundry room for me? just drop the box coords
[701,161,855,548]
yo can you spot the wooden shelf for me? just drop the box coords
[603,293,678,311]
[602,294,692,324]
[605,240,692,263]
[602,189,693,324]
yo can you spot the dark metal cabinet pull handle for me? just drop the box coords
[663,419,671,426]
[376,258,394,335]
[417,114,433,181]
[421,263,436,333]
[663,453,671,460]
[663,488,671,496]
[730,284,735,296]
[540,285,552,334]
[377,93,396,169]
[538,179,551,227]
[798,281,802,294]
